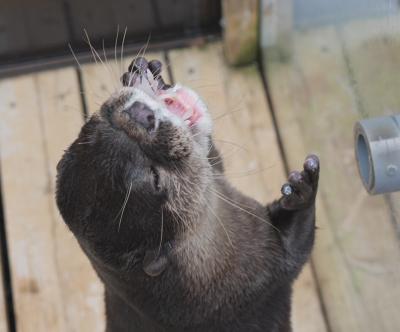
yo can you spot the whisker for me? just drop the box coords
[141,32,152,60]
[185,83,219,90]
[65,44,110,108]
[208,188,280,232]
[176,77,221,88]
[83,29,99,65]
[157,209,164,257]
[153,61,173,82]
[77,141,94,145]
[116,181,133,232]
[125,33,153,86]
[68,43,83,72]
[206,202,234,248]
[209,148,244,167]
[213,139,249,153]
[212,106,246,122]
[120,26,128,78]
[83,29,116,92]
[102,39,119,86]
[127,44,147,85]
[114,25,120,68]
[210,170,276,182]
[210,165,276,179]
[76,89,108,99]
[74,74,110,112]
[189,141,248,162]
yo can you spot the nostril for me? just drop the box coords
[146,114,155,124]
[123,101,156,132]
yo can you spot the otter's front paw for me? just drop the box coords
[280,155,319,210]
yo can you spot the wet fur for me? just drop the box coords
[56,83,318,331]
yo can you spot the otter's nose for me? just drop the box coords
[123,101,155,131]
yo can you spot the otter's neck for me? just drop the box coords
[172,179,238,279]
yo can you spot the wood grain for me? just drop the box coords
[168,42,327,332]
[0,68,104,331]
[264,26,400,332]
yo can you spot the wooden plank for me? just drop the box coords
[81,51,165,115]
[294,0,398,28]
[260,0,293,60]
[339,15,400,119]
[38,68,105,331]
[222,0,259,65]
[264,26,400,332]
[339,16,400,235]
[0,68,104,331]
[168,42,327,332]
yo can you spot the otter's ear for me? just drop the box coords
[208,138,224,173]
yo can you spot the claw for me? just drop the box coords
[289,171,302,183]
[281,183,293,196]
[304,154,319,172]
[280,154,320,210]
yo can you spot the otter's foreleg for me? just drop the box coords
[267,155,320,264]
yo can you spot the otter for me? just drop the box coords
[56,57,319,332]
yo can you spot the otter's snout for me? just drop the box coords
[123,101,155,132]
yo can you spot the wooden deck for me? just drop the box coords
[0,36,398,331]
[264,15,400,332]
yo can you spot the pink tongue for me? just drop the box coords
[159,88,202,125]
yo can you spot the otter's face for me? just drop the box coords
[56,62,214,261]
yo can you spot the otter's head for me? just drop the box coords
[56,58,216,272]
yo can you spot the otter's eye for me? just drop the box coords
[150,166,161,191]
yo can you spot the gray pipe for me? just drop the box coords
[354,114,400,194]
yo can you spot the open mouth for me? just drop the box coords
[121,57,203,129]
[159,88,202,127]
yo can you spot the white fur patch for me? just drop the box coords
[121,82,213,152]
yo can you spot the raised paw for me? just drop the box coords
[280,154,320,210]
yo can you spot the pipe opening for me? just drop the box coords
[356,133,372,189]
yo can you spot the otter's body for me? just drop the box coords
[56,58,319,331]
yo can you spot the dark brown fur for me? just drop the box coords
[56,71,319,332]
